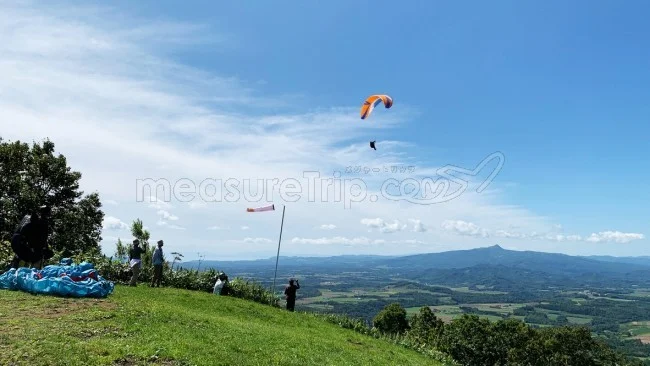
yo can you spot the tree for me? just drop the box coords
[373,303,410,335]
[0,138,104,257]
[130,219,152,267]
[114,238,128,262]
[508,326,631,366]
[407,306,444,345]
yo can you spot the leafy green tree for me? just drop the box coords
[0,138,104,258]
[437,314,496,365]
[508,326,631,366]
[129,219,152,266]
[407,306,444,346]
[114,238,128,262]
[373,303,410,335]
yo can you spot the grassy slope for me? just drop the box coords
[0,285,445,366]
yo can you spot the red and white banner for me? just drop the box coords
[246,204,275,212]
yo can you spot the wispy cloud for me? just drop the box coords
[586,231,645,244]
[441,220,489,238]
[409,219,427,233]
[441,220,644,244]
[291,236,383,246]
[2,1,644,259]
[102,216,128,231]
[157,210,179,221]
[360,218,407,234]
[318,224,337,230]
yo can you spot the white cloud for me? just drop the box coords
[241,226,249,231]
[156,219,185,230]
[446,223,642,245]
[291,236,374,246]
[157,210,179,221]
[409,219,427,233]
[102,216,128,230]
[104,199,119,206]
[207,226,224,230]
[188,201,207,209]
[441,220,489,238]
[585,231,645,244]
[360,218,407,233]
[318,224,337,230]
[2,1,645,259]
[145,196,173,210]
[242,237,273,244]
[402,239,426,245]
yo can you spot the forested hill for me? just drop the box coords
[181,245,650,277]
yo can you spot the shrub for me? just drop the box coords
[373,303,410,335]
[227,278,280,307]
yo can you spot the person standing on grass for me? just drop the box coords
[128,239,145,286]
[284,278,300,312]
[151,240,164,287]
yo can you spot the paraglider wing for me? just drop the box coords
[360,94,393,120]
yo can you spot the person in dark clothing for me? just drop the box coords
[284,278,300,312]
[9,206,53,269]
[128,239,146,286]
[220,274,230,296]
[150,240,164,287]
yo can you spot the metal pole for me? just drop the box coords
[271,205,285,295]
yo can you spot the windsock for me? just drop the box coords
[246,204,275,212]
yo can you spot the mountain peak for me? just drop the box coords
[488,244,505,250]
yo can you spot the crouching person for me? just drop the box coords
[213,273,230,295]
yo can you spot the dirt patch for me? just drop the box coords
[635,335,650,344]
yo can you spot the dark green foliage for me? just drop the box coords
[407,307,444,346]
[373,303,410,335]
[508,326,634,366]
[601,335,650,360]
[227,278,280,307]
[318,313,374,335]
[0,138,104,258]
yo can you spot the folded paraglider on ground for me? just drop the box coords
[0,258,115,298]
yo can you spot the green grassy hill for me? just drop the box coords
[0,285,447,366]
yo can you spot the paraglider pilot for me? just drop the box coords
[9,205,53,270]
[370,141,376,150]
[284,278,300,312]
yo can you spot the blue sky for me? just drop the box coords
[1,0,648,259]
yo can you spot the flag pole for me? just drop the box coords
[271,205,285,295]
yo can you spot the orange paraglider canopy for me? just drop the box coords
[360,94,393,119]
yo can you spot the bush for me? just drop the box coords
[227,278,280,308]
[0,240,13,270]
[373,303,410,335]
[311,312,459,365]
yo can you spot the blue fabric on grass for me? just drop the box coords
[0,260,114,298]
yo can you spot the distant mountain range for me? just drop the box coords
[179,245,650,277]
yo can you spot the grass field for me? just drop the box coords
[0,286,446,366]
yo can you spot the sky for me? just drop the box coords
[1,0,648,261]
